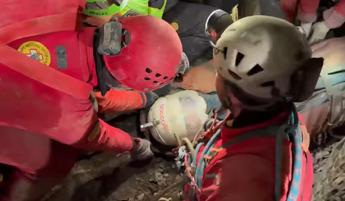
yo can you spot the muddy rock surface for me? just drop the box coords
[42,153,184,201]
[312,137,345,201]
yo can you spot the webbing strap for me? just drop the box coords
[84,3,122,16]
[0,45,92,99]
[194,130,221,188]
[286,109,303,201]
[286,130,303,201]
[0,10,92,99]
[192,143,203,168]
[0,12,79,44]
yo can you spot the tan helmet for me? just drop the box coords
[213,15,311,102]
[146,90,209,146]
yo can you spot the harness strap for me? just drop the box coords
[0,45,92,99]
[192,143,204,168]
[0,10,92,99]
[195,130,221,188]
[286,110,303,201]
[0,12,80,44]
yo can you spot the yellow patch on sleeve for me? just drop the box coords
[17,41,51,66]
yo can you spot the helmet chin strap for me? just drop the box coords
[94,51,123,95]
[96,64,123,95]
[94,28,125,95]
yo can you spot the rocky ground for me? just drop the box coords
[312,136,345,201]
[42,140,345,201]
[41,114,345,201]
[42,153,183,201]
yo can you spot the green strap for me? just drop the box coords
[84,0,130,17]
[148,0,167,18]
[119,0,167,18]
[84,4,121,16]
[85,0,167,18]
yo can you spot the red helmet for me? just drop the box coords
[103,16,183,91]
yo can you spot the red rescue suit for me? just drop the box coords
[10,29,98,87]
[184,112,313,201]
[4,26,141,166]
[9,28,146,114]
[0,25,145,201]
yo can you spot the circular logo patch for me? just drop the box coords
[18,41,51,65]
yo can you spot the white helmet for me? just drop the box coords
[213,15,311,101]
[146,90,209,146]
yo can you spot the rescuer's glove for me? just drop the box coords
[130,138,154,161]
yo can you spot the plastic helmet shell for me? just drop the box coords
[213,15,311,100]
[148,90,208,146]
[103,16,183,92]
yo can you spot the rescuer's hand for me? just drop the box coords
[130,138,154,161]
